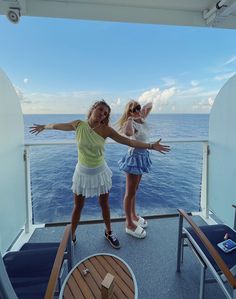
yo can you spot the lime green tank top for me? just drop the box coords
[75,121,106,167]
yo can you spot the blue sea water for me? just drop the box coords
[24,114,209,224]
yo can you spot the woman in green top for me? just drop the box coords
[30,100,170,249]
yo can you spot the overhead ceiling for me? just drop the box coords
[1,0,236,29]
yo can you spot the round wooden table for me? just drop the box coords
[59,253,138,299]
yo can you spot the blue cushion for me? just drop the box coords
[3,247,57,278]
[9,276,49,287]
[20,242,59,251]
[12,280,48,299]
[186,224,236,272]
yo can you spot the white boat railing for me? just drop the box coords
[200,142,209,219]
[24,137,208,147]
[24,147,32,234]
[24,138,209,231]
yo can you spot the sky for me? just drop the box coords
[0,16,236,114]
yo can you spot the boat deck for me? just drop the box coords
[30,215,225,299]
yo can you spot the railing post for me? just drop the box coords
[177,212,183,272]
[24,146,33,233]
[200,142,209,219]
[199,263,206,299]
[234,208,236,231]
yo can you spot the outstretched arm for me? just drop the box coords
[108,127,170,154]
[29,120,80,135]
[141,102,152,119]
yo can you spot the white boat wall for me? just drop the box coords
[208,74,236,226]
[0,69,26,254]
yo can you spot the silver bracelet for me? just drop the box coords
[149,143,153,149]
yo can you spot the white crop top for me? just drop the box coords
[131,121,149,142]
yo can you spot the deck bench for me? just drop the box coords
[177,209,236,299]
[0,224,72,299]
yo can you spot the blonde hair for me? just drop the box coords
[117,100,139,132]
[87,100,111,126]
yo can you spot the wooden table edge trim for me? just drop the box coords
[59,253,138,299]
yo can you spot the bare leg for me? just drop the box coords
[131,175,142,222]
[100,193,120,248]
[98,193,111,233]
[71,194,85,239]
[124,173,141,230]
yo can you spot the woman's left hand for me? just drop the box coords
[29,124,45,135]
[151,139,170,154]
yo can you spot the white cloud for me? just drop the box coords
[23,78,29,84]
[15,87,32,104]
[208,97,214,106]
[178,86,201,97]
[19,89,105,114]
[110,97,122,111]
[214,72,236,81]
[224,56,236,65]
[135,80,220,114]
[138,87,177,112]
[192,96,215,113]
[161,77,176,86]
[18,77,220,114]
[190,80,199,87]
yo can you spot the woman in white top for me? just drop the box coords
[117,100,170,238]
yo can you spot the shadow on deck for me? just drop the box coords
[30,216,225,299]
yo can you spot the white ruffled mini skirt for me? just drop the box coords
[71,161,112,198]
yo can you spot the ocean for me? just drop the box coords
[24,114,209,224]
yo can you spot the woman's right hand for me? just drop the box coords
[151,138,170,154]
[29,124,45,135]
